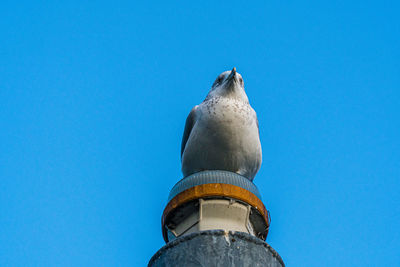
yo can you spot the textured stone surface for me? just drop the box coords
[149,230,284,267]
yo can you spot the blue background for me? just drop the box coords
[1,1,399,266]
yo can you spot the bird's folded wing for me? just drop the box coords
[181,106,198,159]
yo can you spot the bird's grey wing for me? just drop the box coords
[181,106,198,159]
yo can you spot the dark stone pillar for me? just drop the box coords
[149,230,284,267]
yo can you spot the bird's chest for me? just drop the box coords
[199,99,254,129]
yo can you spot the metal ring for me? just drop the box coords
[168,170,261,201]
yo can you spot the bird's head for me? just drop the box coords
[205,67,249,102]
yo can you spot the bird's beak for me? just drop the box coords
[226,67,237,83]
[227,67,236,80]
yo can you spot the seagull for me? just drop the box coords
[181,68,262,181]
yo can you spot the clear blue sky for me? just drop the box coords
[1,1,399,266]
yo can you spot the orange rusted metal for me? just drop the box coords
[162,183,269,242]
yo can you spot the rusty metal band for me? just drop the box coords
[162,183,269,243]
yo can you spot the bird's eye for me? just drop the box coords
[239,77,243,84]
[214,76,223,86]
